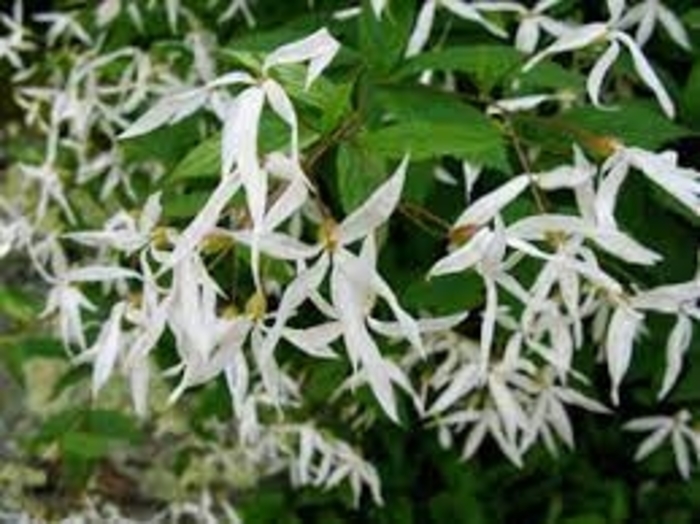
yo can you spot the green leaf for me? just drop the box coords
[167,134,220,184]
[403,273,484,315]
[223,13,323,54]
[272,64,349,113]
[162,190,211,219]
[336,140,387,213]
[0,336,66,386]
[684,8,700,31]
[0,286,39,324]
[86,410,142,443]
[272,65,355,134]
[561,515,607,524]
[121,117,201,170]
[682,60,700,128]
[358,0,415,76]
[515,60,586,92]
[60,431,111,460]
[367,86,509,169]
[367,123,508,170]
[30,409,83,450]
[399,45,522,93]
[167,115,319,184]
[560,102,691,150]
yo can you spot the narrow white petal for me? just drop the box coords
[331,258,400,421]
[231,230,320,260]
[607,0,625,23]
[91,301,126,395]
[616,31,675,118]
[369,264,424,353]
[264,28,340,88]
[260,253,329,359]
[428,227,493,277]
[596,152,629,228]
[515,18,540,54]
[264,178,308,231]
[370,0,387,17]
[635,426,672,461]
[488,416,524,467]
[456,175,529,227]
[672,428,691,479]
[119,95,181,139]
[406,0,437,57]
[555,386,610,414]
[589,228,662,265]
[221,98,241,177]
[263,79,299,161]
[524,23,607,72]
[283,322,343,358]
[625,415,671,431]
[658,4,691,50]
[462,419,489,460]
[480,278,498,367]
[443,0,508,39]
[658,315,693,400]
[606,305,644,405]
[234,87,267,223]
[64,265,141,283]
[427,364,483,416]
[548,397,575,448]
[587,41,620,108]
[166,173,242,270]
[635,6,657,46]
[337,156,408,245]
[489,375,527,440]
[206,71,255,89]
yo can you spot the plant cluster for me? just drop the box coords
[1,0,700,520]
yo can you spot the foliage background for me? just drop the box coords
[1,0,700,522]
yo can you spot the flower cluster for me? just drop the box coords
[2,0,700,512]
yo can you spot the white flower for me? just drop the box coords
[406,0,508,57]
[474,0,569,54]
[507,213,662,266]
[165,252,228,401]
[39,256,141,351]
[524,0,675,117]
[534,145,597,191]
[34,11,92,46]
[629,280,700,399]
[428,174,530,278]
[604,303,645,405]
[589,279,699,405]
[0,1,33,69]
[263,28,340,89]
[217,0,256,26]
[625,410,700,479]
[619,0,691,50]
[233,157,427,421]
[600,146,700,221]
[19,162,75,224]
[96,0,121,27]
[64,192,162,254]
[287,424,383,506]
[521,367,609,455]
[81,301,128,396]
[437,405,524,467]
[658,314,693,400]
[41,281,96,351]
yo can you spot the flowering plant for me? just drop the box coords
[1,0,700,520]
